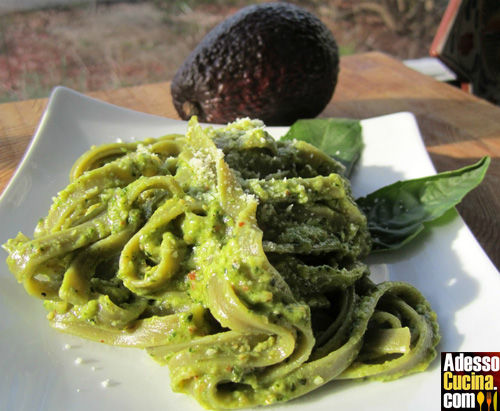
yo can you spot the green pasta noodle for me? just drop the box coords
[3,117,439,409]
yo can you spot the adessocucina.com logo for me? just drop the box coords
[442,352,500,410]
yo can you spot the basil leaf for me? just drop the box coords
[281,118,363,176]
[357,157,491,251]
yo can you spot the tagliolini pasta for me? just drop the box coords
[3,117,439,409]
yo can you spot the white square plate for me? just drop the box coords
[0,87,499,411]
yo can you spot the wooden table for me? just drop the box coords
[1,52,499,269]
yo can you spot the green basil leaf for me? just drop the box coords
[281,118,363,176]
[356,157,491,252]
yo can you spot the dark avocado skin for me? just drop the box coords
[171,2,339,126]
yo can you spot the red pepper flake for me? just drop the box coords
[188,271,197,281]
[100,339,105,343]
[226,366,232,372]
[238,221,245,227]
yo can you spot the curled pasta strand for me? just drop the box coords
[118,199,187,295]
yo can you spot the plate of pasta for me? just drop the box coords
[0,86,499,411]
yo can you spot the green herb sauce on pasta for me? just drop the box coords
[3,117,439,409]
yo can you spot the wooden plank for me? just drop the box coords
[87,82,177,118]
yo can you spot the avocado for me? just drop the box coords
[171,2,339,126]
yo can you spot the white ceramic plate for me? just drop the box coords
[1,87,499,411]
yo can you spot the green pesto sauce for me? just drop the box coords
[3,117,439,410]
